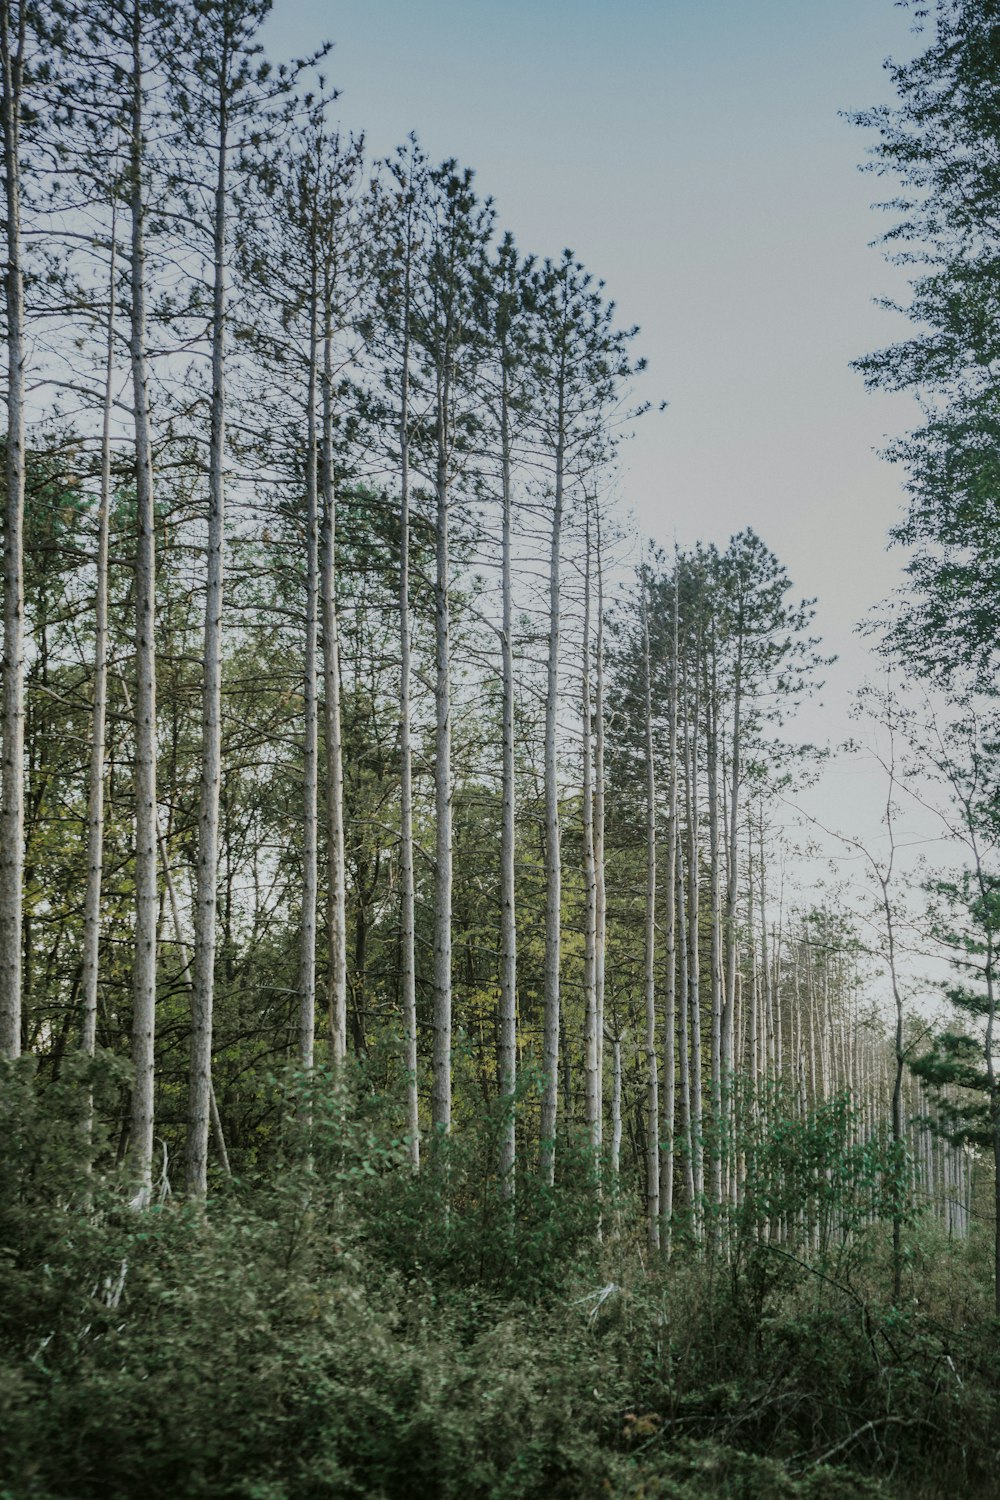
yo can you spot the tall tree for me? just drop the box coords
[81,198,118,1077]
[410,161,492,1136]
[176,0,317,1197]
[380,138,426,1162]
[479,232,532,1190]
[640,562,660,1251]
[0,0,27,1059]
[531,251,637,1182]
[310,130,367,1072]
[660,565,680,1252]
[582,505,600,1154]
[126,0,160,1202]
[593,506,608,1156]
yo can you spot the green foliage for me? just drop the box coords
[852,0,1000,686]
[2,1066,999,1499]
[733,1085,903,1268]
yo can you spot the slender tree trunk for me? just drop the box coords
[431,358,452,1134]
[973,865,998,1312]
[298,252,320,1073]
[723,663,742,1079]
[686,657,704,1221]
[498,371,517,1193]
[540,415,565,1183]
[120,668,231,1181]
[806,961,817,1102]
[661,571,679,1253]
[128,0,158,1201]
[678,772,695,1216]
[707,657,723,1220]
[321,320,347,1069]
[882,880,906,1303]
[759,817,773,1078]
[397,229,419,1167]
[642,572,660,1252]
[0,0,25,1059]
[610,1030,622,1177]
[593,513,607,1152]
[582,511,599,1150]
[188,113,228,1199]
[82,208,117,1069]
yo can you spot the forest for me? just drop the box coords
[2,1,1000,1496]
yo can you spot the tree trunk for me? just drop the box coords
[610,1030,622,1177]
[661,569,679,1253]
[321,319,347,1069]
[188,113,228,1199]
[431,355,452,1135]
[976,884,998,1312]
[298,252,320,1074]
[82,205,117,1070]
[723,662,742,1083]
[0,0,25,1058]
[498,372,516,1192]
[582,509,599,1152]
[707,655,723,1222]
[397,208,419,1167]
[685,655,704,1223]
[641,569,659,1252]
[678,806,695,1215]
[593,508,607,1152]
[128,0,158,1202]
[540,416,564,1184]
[118,672,230,1181]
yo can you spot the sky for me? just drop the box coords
[265,0,944,955]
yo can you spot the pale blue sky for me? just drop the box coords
[268,0,930,887]
[270,0,916,631]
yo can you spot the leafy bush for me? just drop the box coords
[2,1063,999,1499]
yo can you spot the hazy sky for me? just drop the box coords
[267,0,934,905]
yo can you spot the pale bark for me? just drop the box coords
[0,0,25,1059]
[660,571,679,1252]
[498,364,516,1191]
[117,664,231,1180]
[128,0,159,1200]
[759,818,774,1078]
[678,799,695,1213]
[593,510,607,1151]
[807,961,818,1103]
[610,1030,622,1177]
[188,104,228,1199]
[321,321,347,1068]
[82,210,117,1067]
[723,656,743,1081]
[641,571,660,1251]
[748,871,759,1091]
[298,254,320,1072]
[539,416,564,1184]
[685,658,704,1217]
[707,657,723,1217]
[431,347,453,1135]
[151,740,230,1176]
[397,220,419,1165]
[582,513,599,1150]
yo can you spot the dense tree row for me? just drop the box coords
[7,3,1000,1495]
[0,0,988,1277]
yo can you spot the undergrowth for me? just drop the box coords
[1,1056,998,1499]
